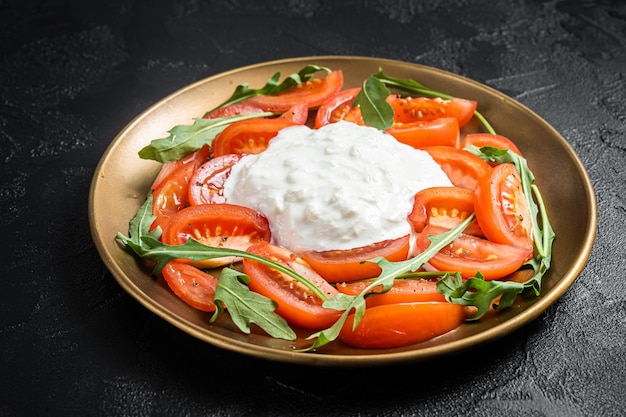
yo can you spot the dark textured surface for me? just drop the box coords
[1,0,625,416]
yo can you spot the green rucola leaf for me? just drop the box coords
[353,76,394,130]
[211,268,296,341]
[208,65,331,111]
[115,195,161,255]
[138,113,271,163]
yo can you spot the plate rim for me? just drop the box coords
[89,55,598,366]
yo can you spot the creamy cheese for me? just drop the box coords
[223,121,452,253]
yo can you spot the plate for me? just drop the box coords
[88,56,597,366]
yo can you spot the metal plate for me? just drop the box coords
[88,56,597,366]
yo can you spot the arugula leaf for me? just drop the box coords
[115,194,161,255]
[208,65,331,112]
[302,214,476,351]
[211,267,296,340]
[353,77,394,130]
[138,113,272,163]
[371,68,496,134]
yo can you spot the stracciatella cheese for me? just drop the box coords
[223,121,452,253]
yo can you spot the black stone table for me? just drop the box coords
[1,1,624,416]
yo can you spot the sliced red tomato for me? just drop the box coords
[162,204,271,268]
[314,87,364,128]
[300,235,410,283]
[212,118,297,157]
[150,145,210,192]
[409,186,483,236]
[336,278,445,307]
[203,103,266,119]
[339,302,465,349]
[162,261,218,312]
[474,162,534,252]
[424,145,492,190]
[277,102,308,124]
[150,158,200,232]
[387,95,477,127]
[188,153,243,205]
[243,242,342,329]
[245,70,344,112]
[461,133,523,159]
[386,117,460,149]
[416,225,531,280]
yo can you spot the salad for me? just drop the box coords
[117,65,555,351]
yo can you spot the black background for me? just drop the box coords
[1,1,625,416]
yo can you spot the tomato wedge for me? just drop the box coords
[150,145,211,233]
[300,235,410,283]
[386,117,460,149]
[339,302,465,349]
[245,70,344,111]
[474,162,534,252]
[243,242,342,329]
[161,261,218,312]
[212,118,297,157]
[409,186,483,236]
[387,95,477,127]
[416,225,531,280]
[336,278,446,307]
[314,87,364,128]
[461,133,523,159]
[162,204,271,268]
[188,153,243,205]
[203,103,266,119]
[424,145,492,190]
[277,102,308,124]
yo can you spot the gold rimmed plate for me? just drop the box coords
[88,56,597,366]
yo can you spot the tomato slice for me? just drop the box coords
[424,145,492,190]
[409,186,484,236]
[161,261,218,312]
[203,103,266,119]
[461,133,523,160]
[314,87,364,128]
[245,70,344,112]
[243,242,342,329]
[416,225,531,280]
[212,118,297,157]
[162,203,271,268]
[387,95,477,127]
[150,160,198,232]
[474,162,534,252]
[336,278,446,307]
[386,117,460,149]
[300,235,410,283]
[339,302,465,349]
[277,102,308,124]
[188,153,243,205]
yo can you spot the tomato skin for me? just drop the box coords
[243,242,342,329]
[203,103,266,119]
[386,117,460,149]
[188,153,242,205]
[339,302,465,349]
[474,163,534,252]
[424,145,492,190]
[387,95,477,127]
[245,70,344,112]
[461,133,523,160]
[161,261,218,312]
[409,186,484,236]
[314,87,364,128]
[150,162,195,233]
[162,203,272,268]
[212,118,297,157]
[277,103,308,124]
[336,278,446,307]
[416,225,531,280]
[300,235,410,283]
